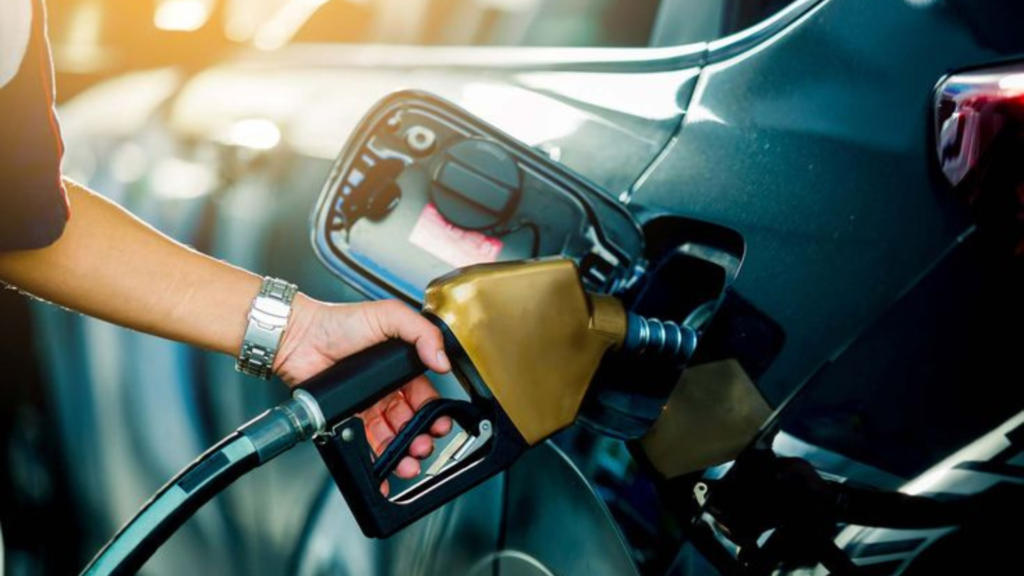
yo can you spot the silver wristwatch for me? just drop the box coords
[236,277,299,380]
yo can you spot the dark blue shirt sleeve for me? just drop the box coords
[0,0,69,251]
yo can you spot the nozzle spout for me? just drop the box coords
[622,313,697,364]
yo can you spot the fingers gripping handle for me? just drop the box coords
[296,339,426,429]
[372,399,486,479]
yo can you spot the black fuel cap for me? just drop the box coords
[431,138,521,230]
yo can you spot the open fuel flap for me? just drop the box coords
[310,90,645,303]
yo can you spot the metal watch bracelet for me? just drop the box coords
[236,277,299,380]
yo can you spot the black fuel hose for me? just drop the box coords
[80,339,425,576]
[80,393,324,576]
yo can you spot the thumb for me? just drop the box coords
[371,301,451,373]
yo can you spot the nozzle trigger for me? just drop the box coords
[372,398,487,480]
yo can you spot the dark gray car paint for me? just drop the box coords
[630,0,1018,406]
[292,443,638,576]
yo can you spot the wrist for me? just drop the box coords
[272,292,320,378]
[235,277,301,379]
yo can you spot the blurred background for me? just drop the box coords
[45,0,674,102]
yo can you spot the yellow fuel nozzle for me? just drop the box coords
[424,258,627,445]
[305,257,701,539]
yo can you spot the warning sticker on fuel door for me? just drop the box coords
[408,203,503,267]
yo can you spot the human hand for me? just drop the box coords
[273,295,453,482]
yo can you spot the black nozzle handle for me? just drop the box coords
[296,339,426,429]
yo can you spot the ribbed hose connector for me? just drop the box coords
[622,313,698,363]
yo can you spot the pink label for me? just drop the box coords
[408,204,504,268]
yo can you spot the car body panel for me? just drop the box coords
[293,442,638,576]
[630,0,1018,408]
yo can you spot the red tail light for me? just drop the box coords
[935,62,1024,255]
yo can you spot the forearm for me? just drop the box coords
[0,178,264,355]
[0,178,449,477]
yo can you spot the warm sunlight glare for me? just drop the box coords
[154,0,211,32]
